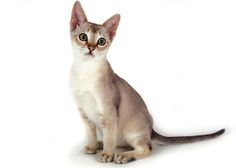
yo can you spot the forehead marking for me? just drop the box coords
[90,24,100,33]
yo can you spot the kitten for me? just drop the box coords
[69,1,225,164]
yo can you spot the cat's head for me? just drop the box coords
[70,1,120,60]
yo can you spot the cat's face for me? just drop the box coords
[70,1,120,60]
[71,22,111,59]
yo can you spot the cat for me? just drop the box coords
[69,1,225,164]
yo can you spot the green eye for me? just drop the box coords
[97,37,106,46]
[79,33,88,41]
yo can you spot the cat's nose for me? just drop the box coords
[88,45,95,52]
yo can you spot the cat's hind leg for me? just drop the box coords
[114,136,152,164]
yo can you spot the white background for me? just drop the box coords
[0,0,235,168]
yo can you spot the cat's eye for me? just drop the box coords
[97,38,106,46]
[79,33,88,41]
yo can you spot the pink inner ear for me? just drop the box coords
[103,14,120,40]
[70,1,87,31]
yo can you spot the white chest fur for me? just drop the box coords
[70,58,105,126]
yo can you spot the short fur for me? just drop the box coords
[69,1,225,164]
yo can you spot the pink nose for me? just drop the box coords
[88,46,95,52]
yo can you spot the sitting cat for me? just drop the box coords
[69,1,225,164]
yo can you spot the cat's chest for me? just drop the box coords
[70,70,98,92]
[70,60,102,92]
[70,60,104,125]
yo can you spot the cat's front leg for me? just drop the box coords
[97,108,117,163]
[80,111,99,154]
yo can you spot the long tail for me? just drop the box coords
[151,129,225,145]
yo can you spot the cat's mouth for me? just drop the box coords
[86,52,94,57]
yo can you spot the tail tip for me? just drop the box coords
[216,128,225,135]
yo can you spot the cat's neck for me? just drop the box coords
[71,54,112,76]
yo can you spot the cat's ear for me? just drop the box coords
[102,14,120,41]
[70,1,88,31]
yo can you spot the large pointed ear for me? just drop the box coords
[70,1,88,31]
[102,14,120,41]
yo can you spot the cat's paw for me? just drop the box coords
[97,152,113,163]
[84,145,97,154]
[114,153,135,164]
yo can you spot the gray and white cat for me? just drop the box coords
[69,1,225,164]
